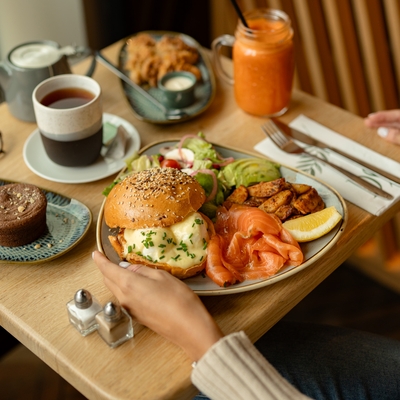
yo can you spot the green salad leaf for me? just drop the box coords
[183,134,222,164]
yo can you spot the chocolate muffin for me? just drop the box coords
[0,183,47,247]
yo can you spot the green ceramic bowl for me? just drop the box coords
[158,71,197,109]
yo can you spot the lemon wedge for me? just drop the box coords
[282,206,342,242]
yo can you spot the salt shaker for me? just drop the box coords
[66,289,102,336]
[95,301,134,348]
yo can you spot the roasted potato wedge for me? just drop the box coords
[247,178,286,197]
[259,190,294,213]
[223,178,325,222]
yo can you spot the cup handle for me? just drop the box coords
[211,35,235,85]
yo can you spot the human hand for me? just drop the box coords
[364,109,400,144]
[92,250,223,361]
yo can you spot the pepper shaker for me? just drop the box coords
[95,301,134,348]
[66,289,102,336]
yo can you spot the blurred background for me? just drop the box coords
[0,0,87,59]
[1,0,399,117]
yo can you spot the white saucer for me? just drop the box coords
[23,113,141,184]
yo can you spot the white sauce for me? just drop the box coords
[164,76,194,91]
[123,212,209,269]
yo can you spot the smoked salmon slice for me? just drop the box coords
[206,204,304,287]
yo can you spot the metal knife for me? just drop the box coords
[272,119,400,185]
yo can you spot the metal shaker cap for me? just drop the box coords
[103,301,121,322]
[74,289,93,309]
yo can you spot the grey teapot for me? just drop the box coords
[0,40,96,122]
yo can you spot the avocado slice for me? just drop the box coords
[220,158,281,188]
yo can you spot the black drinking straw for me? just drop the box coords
[230,0,249,28]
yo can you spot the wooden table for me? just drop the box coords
[1,41,400,400]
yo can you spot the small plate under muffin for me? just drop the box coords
[0,179,92,263]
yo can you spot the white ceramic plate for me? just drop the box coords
[0,179,92,264]
[23,113,141,184]
[96,141,347,296]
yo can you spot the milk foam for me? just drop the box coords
[10,44,61,68]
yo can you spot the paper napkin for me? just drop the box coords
[254,114,400,216]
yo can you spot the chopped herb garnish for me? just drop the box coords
[128,245,133,253]
[159,255,165,260]
[178,241,188,252]
[142,236,155,249]
[172,254,181,261]
[158,244,166,248]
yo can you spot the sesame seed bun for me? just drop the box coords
[104,168,206,230]
[103,168,209,279]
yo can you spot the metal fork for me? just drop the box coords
[261,120,393,200]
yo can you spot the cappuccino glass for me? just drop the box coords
[32,74,103,167]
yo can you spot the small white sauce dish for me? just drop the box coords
[158,71,196,109]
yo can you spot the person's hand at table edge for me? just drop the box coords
[92,250,223,362]
[364,109,400,144]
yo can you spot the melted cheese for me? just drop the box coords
[123,212,209,269]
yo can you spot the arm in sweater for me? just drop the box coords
[192,331,311,400]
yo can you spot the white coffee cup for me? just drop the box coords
[32,74,103,167]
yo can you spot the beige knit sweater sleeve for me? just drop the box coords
[191,331,312,400]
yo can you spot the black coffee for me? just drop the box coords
[40,87,95,109]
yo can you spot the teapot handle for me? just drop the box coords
[0,60,12,98]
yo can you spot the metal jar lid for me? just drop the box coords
[74,289,93,309]
[103,301,121,322]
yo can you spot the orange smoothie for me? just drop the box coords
[233,13,294,116]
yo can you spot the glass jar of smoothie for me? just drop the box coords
[212,9,295,117]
